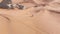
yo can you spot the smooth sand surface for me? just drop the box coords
[0,9,43,34]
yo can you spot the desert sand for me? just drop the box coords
[0,0,60,34]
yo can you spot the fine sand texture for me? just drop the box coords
[0,0,60,34]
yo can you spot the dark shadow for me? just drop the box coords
[16,4,24,10]
[1,0,12,4]
[0,0,13,9]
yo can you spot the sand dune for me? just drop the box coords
[0,0,60,34]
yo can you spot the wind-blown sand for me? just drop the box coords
[0,0,60,34]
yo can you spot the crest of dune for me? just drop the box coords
[45,0,60,11]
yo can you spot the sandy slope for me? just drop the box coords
[0,0,43,34]
[0,8,43,34]
[0,0,60,34]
